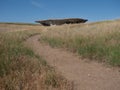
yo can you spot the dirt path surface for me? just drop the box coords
[25,35,120,90]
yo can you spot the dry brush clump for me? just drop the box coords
[40,20,120,66]
[0,30,72,90]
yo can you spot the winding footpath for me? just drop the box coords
[25,35,120,90]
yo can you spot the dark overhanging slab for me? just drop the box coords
[35,18,88,26]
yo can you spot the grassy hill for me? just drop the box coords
[0,28,70,90]
[0,19,120,90]
[40,19,120,66]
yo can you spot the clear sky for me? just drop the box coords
[0,0,120,23]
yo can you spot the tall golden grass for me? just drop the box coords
[0,30,71,90]
[41,20,120,66]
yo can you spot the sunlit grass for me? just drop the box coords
[41,20,120,66]
[0,30,71,90]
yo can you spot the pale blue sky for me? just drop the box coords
[0,0,120,23]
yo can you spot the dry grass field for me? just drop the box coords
[0,19,120,90]
[41,19,120,66]
[0,23,43,32]
[0,26,71,90]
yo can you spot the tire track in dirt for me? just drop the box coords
[25,35,120,90]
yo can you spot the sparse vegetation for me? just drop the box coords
[0,22,39,26]
[41,20,120,66]
[0,30,71,90]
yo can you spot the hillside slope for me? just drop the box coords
[26,34,120,90]
[40,19,120,66]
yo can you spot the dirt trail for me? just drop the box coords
[25,35,120,90]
